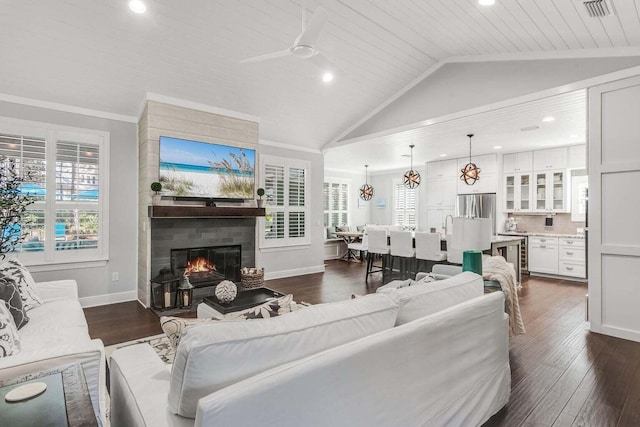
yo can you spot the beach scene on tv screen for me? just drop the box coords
[159,136,255,198]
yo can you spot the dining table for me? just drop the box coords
[335,231,364,261]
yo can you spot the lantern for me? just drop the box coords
[177,275,194,309]
[150,267,179,311]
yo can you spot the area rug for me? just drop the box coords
[105,333,174,365]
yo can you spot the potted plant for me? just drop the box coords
[0,157,35,257]
[256,188,265,207]
[151,182,162,205]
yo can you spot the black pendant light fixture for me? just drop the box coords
[359,165,374,201]
[403,144,421,189]
[460,134,481,185]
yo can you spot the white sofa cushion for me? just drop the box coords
[168,293,399,418]
[378,271,484,325]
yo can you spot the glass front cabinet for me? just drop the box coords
[534,170,568,212]
[503,173,533,212]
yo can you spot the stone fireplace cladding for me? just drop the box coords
[150,217,256,291]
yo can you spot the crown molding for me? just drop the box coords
[0,93,138,123]
[144,92,261,124]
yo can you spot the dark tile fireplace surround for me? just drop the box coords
[150,217,256,300]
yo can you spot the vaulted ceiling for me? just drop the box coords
[2,0,640,150]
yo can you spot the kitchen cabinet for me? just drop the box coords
[533,147,567,170]
[504,172,533,212]
[533,170,568,212]
[558,238,586,279]
[528,236,559,274]
[425,177,457,207]
[457,154,498,175]
[503,151,533,173]
[426,207,455,234]
[457,173,497,194]
[425,159,458,179]
[568,145,586,169]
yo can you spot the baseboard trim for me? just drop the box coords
[264,265,325,280]
[79,290,137,308]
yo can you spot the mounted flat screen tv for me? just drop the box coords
[159,136,255,200]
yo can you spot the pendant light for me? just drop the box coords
[460,134,481,185]
[403,144,421,189]
[359,165,374,201]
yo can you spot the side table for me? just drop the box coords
[197,287,284,318]
[0,363,98,427]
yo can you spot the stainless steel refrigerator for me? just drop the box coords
[455,193,497,235]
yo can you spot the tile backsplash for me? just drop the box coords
[506,213,585,235]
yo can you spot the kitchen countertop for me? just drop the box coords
[491,235,527,244]
[499,232,585,239]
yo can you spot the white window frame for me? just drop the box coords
[323,177,350,228]
[393,179,418,227]
[259,155,310,249]
[0,117,109,267]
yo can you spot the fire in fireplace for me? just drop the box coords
[170,245,241,287]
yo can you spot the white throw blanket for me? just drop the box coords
[483,256,526,336]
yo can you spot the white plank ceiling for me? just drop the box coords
[0,0,639,151]
[324,89,586,173]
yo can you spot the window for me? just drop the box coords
[393,182,417,227]
[260,155,310,248]
[0,117,109,265]
[323,180,349,227]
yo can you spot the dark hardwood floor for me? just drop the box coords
[84,260,640,426]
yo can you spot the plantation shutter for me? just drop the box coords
[394,183,417,227]
[261,156,310,247]
[55,141,100,251]
[323,180,349,227]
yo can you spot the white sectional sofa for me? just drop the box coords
[110,272,510,427]
[0,279,107,425]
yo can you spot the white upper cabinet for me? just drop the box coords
[457,154,497,194]
[426,159,458,179]
[425,177,457,207]
[533,147,567,170]
[503,151,533,173]
[568,144,586,169]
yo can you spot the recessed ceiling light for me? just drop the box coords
[542,116,555,122]
[128,0,146,14]
[322,72,334,83]
[439,154,447,157]
[493,145,502,149]
[478,0,495,5]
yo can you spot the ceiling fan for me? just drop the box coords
[240,3,338,76]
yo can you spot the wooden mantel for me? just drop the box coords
[148,205,265,218]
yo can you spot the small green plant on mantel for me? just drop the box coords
[151,182,162,195]
[256,188,265,207]
[0,157,35,257]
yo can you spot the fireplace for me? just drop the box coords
[170,245,241,288]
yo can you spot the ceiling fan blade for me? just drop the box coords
[309,51,340,73]
[240,49,292,64]
[295,6,328,47]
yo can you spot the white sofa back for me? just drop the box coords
[195,292,510,427]
[377,271,484,325]
[168,293,399,417]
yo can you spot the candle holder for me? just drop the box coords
[177,275,194,309]
[150,267,179,311]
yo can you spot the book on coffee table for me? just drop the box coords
[203,287,284,314]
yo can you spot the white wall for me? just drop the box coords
[344,57,640,141]
[0,101,138,306]
[323,169,371,228]
[368,167,426,227]
[258,143,325,279]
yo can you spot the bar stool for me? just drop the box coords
[389,230,416,280]
[365,228,390,283]
[415,232,447,272]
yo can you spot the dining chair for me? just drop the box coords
[415,232,447,272]
[347,233,368,262]
[389,230,416,280]
[365,228,390,283]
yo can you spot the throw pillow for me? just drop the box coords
[0,276,28,329]
[161,294,297,350]
[0,301,21,357]
[0,258,43,311]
